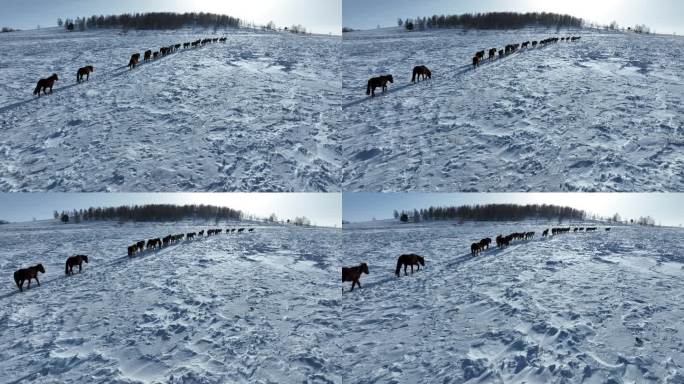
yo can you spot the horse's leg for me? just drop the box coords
[79,263,82,273]
[411,265,414,274]
[351,280,356,291]
[35,276,40,286]
[27,278,31,289]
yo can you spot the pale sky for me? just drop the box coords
[0,0,341,35]
[343,193,684,227]
[0,193,342,227]
[344,0,684,35]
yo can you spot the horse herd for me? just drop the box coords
[127,227,253,256]
[31,36,227,97]
[12,226,255,292]
[342,225,609,292]
[471,35,581,68]
[128,37,227,69]
[364,34,582,97]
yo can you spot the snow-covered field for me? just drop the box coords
[0,220,340,383]
[0,27,341,192]
[341,27,684,191]
[341,220,684,383]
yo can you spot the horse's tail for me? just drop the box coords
[33,83,40,95]
[366,81,371,95]
[65,260,69,275]
[13,272,20,288]
[411,70,416,83]
[395,259,402,276]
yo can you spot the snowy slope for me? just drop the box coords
[341,220,684,383]
[0,220,340,383]
[341,27,684,192]
[0,27,341,192]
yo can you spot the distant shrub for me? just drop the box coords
[342,27,354,33]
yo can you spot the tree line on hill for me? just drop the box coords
[55,12,309,34]
[393,204,586,223]
[54,204,243,224]
[51,204,316,227]
[397,12,584,31]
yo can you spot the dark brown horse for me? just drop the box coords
[366,75,393,97]
[472,56,480,68]
[33,74,59,96]
[14,264,45,292]
[395,254,425,277]
[471,242,481,255]
[479,237,491,250]
[411,65,431,83]
[128,244,137,257]
[76,66,94,83]
[128,53,140,69]
[144,50,152,61]
[65,254,88,275]
[342,262,369,291]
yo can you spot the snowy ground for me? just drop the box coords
[341,220,684,383]
[0,220,340,383]
[341,27,684,191]
[0,27,341,192]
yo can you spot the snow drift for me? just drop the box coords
[0,27,341,192]
[342,220,684,383]
[341,27,684,192]
[0,220,340,383]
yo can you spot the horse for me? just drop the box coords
[128,244,137,257]
[472,56,481,68]
[471,242,481,255]
[542,229,549,237]
[366,75,393,97]
[76,66,94,83]
[496,235,510,248]
[499,49,504,57]
[136,240,145,253]
[605,227,611,231]
[174,44,181,50]
[128,53,140,69]
[475,50,485,60]
[237,228,245,233]
[411,65,431,83]
[522,41,529,48]
[33,74,59,96]
[183,42,190,48]
[479,237,491,250]
[144,50,152,61]
[488,48,497,59]
[65,255,88,275]
[186,232,196,240]
[342,262,369,291]
[395,254,425,277]
[532,41,538,47]
[248,228,255,232]
[14,264,45,292]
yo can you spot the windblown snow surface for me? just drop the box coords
[0,27,341,192]
[342,220,684,383]
[341,27,684,192]
[0,220,340,383]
